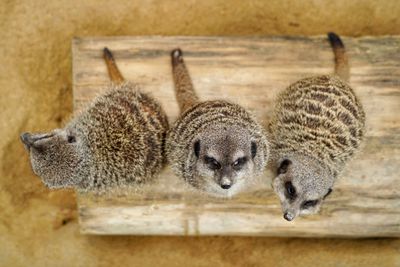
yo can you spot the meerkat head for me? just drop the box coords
[192,124,260,197]
[272,153,334,221]
[20,128,85,189]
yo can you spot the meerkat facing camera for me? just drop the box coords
[269,33,365,221]
[20,48,169,191]
[167,49,269,197]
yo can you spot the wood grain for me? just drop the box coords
[73,36,400,237]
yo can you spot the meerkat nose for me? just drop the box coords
[20,132,33,149]
[283,212,294,221]
[220,177,232,189]
[221,184,231,189]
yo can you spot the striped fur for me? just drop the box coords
[270,75,365,174]
[75,82,169,190]
[269,33,365,220]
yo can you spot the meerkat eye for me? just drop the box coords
[204,156,221,170]
[301,200,319,209]
[251,141,257,158]
[284,181,296,199]
[278,159,291,174]
[67,135,76,143]
[232,157,247,170]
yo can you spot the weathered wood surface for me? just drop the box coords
[73,36,400,237]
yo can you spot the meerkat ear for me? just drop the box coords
[278,159,292,174]
[251,141,257,158]
[66,129,77,143]
[67,135,76,143]
[194,140,200,158]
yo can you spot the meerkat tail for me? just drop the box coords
[103,47,125,84]
[171,48,199,113]
[327,32,349,82]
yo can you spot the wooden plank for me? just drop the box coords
[73,36,400,237]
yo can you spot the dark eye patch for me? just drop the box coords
[67,135,76,143]
[232,157,248,170]
[284,181,297,200]
[251,142,257,158]
[194,140,200,158]
[301,200,319,209]
[204,156,221,170]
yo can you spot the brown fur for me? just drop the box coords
[328,32,349,82]
[167,49,269,197]
[269,33,365,220]
[103,47,125,84]
[20,48,169,192]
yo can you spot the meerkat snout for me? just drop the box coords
[220,177,232,189]
[20,132,34,149]
[283,212,294,221]
[20,132,61,150]
[189,125,262,196]
[20,128,83,189]
[272,156,334,221]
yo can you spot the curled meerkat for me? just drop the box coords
[269,33,365,221]
[167,49,269,197]
[20,48,169,191]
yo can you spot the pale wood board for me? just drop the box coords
[72,36,400,237]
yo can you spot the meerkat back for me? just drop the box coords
[166,49,269,197]
[20,48,169,192]
[269,33,365,221]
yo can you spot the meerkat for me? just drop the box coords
[269,33,365,221]
[166,49,269,197]
[20,48,169,191]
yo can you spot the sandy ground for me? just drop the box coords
[1,0,399,266]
